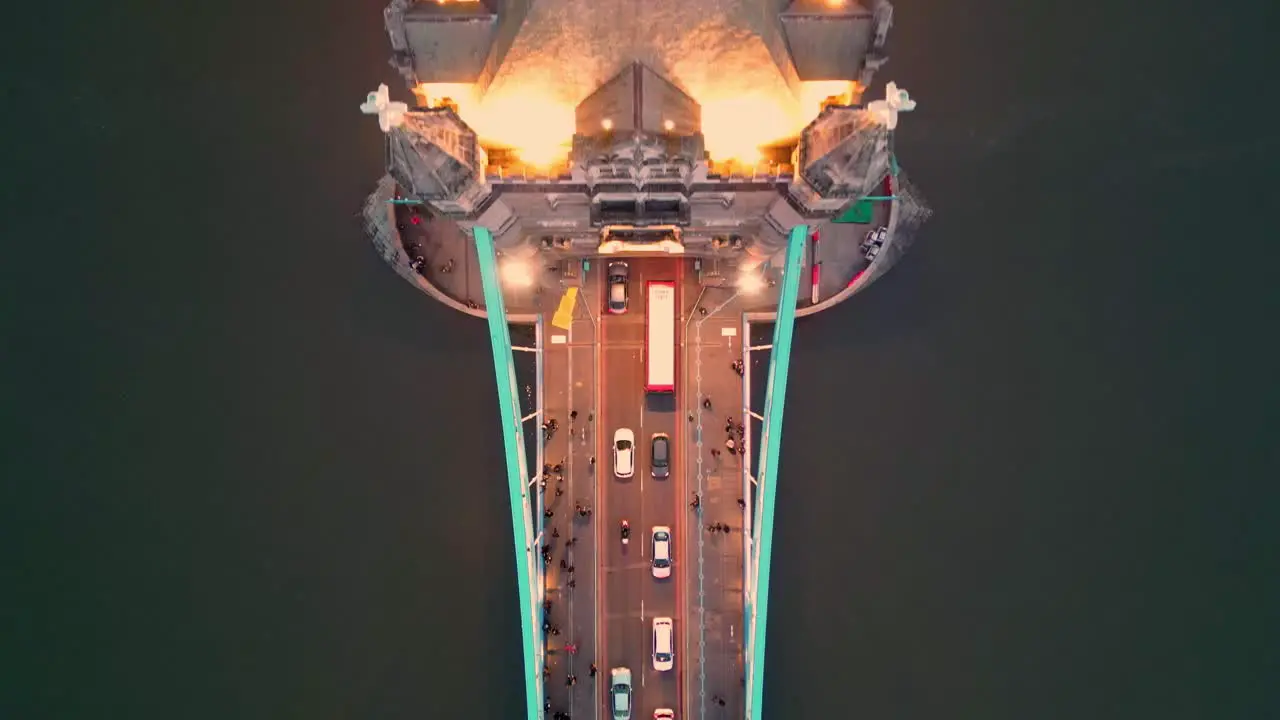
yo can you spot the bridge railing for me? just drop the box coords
[474,227,544,720]
[743,224,808,720]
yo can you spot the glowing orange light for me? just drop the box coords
[416,82,574,169]
[415,76,863,169]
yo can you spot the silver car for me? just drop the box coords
[607,262,629,314]
[610,667,632,720]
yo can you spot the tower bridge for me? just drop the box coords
[362,2,930,718]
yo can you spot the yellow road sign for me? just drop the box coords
[551,287,578,330]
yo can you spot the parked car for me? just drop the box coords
[860,226,888,262]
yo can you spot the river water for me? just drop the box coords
[3,0,1275,718]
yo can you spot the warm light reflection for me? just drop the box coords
[798,80,860,122]
[499,257,534,288]
[416,78,862,168]
[736,271,766,294]
[416,82,574,168]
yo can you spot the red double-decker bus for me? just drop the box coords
[645,281,676,393]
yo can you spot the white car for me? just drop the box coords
[654,711,675,720]
[613,428,635,478]
[651,526,672,579]
[652,617,674,671]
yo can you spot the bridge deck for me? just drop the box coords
[537,256,752,720]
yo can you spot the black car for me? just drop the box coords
[607,262,629,314]
[650,433,670,479]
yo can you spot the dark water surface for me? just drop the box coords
[4,0,1276,718]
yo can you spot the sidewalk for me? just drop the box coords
[540,277,600,720]
[682,287,748,719]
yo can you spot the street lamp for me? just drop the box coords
[736,270,766,294]
[500,257,534,288]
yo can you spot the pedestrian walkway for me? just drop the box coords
[540,277,600,720]
[682,279,748,719]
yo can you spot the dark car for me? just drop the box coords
[607,262,629,314]
[650,433,670,479]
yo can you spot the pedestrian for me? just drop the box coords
[570,410,578,420]
[553,463,563,473]
[737,498,746,509]
[552,527,560,538]
[567,565,575,574]
[738,443,746,456]
[589,663,597,677]
[566,677,573,687]
[711,448,721,458]
[568,578,576,588]
[718,698,726,707]
[543,620,552,633]
[560,559,568,570]
[566,537,576,547]
[555,486,564,497]
[688,413,694,422]
[702,397,712,410]
[545,508,554,518]
[545,696,551,712]
[588,456,596,467]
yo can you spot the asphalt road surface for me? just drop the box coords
[597,256,687,719]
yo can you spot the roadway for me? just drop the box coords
[597,256,688,720]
